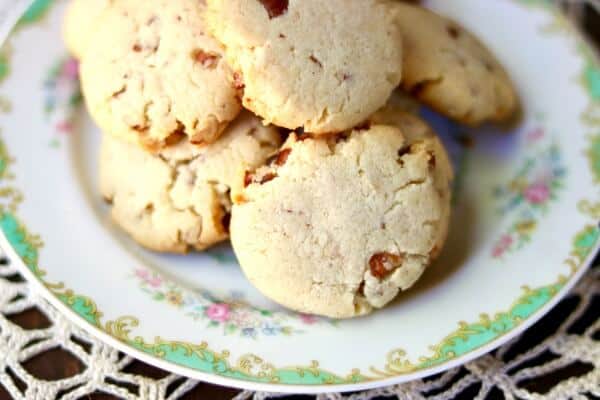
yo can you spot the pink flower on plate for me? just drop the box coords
[299,313,318,325]
[62,58,79,80]
[206,303,231,323]
[524,183,550,205]
[135,268,149,279]
[55,121,73,134]
[134,268,162,288]
[492,235,513,258]
[526,127,544,143]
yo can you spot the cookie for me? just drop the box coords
[390,2,518,125]
[63,0,113,59]
[80,0,241,151]
[230,107,453,318]
[206,0,403,134]
[101,112,281,253]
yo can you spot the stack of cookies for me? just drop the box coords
[64,0,518,318]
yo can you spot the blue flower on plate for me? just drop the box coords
[242,328,256,338]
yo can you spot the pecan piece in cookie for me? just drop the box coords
[369,253,404,279]
[244,170,277,187]
[233,72,245,90]
[258,0,289,19]
[193,49,221,69]
[274,148,292,166]
[243,170,254,188]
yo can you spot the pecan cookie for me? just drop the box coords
[230,106,453,318]
[391,3,518,125]
[101,112,281,253]
[205,0,403,134]
[63,0,113,59]
[80,0,241,151]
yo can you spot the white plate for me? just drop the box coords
[0,0,599,394]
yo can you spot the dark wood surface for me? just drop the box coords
[1,4,598,400]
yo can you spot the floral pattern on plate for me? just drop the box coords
[133,267,336,339]
[491,124,566,259]
[43,56,81,147]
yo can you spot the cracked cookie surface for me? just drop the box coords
[63,0,113,59]
[80,0,241,151]
[101,112,281,253]
[206,0,403,134]
[391,3,518,125]
[230,106,453,318]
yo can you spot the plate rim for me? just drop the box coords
[0,0,599,394]
[2,232,597,394]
